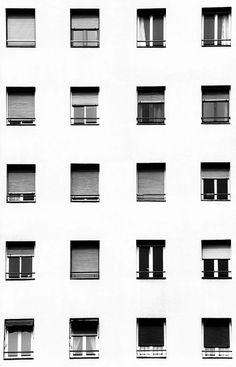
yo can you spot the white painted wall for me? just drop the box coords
[0,0,235,366]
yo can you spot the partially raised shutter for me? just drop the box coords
[7,242,34,256]
[201,163,230,179]
[8,166,35,193]
[72,91,98,106]
[138,319,164,347]
[138,90,164,103]
[137,164,165,195]
[71,13,99,29]
[7,11,35,45]
[8,91,35,118]
[71,165,99,196]
[202,240,230,259]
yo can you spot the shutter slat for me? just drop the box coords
[8,167,35,193]
[201,164,230,178]
[138,165,164,195]
[72,244,99,273]
[138,91,164,103]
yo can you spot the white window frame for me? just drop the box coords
[137,12,166,47]
[201,177,230,201]
[202,11,231,46]
[4,324,34,359]
[69,320,99,359]
[136,319,167,358]
[6,254,34,280]
[202,320,232,358]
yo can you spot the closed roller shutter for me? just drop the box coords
[201,163,230,178]
[8,165,35,193]
[137,164,165,195]
[7,11,35,46]
[8,90,35,118]
[71,164,99,196]
[138,319,165,347]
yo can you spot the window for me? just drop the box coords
[71,88,99,125]
[201,163,230,201]
[202,8,231,47]
[202,319,232,358]
[202,86,230,124]
[71,9,99,47]
[7,87,35,125]
[137,9,166,47]
[69,319,99,358]
[137,163,165,202]
[137,240,165,279]
[7,164,36,203]
[71,164,99,202]
[6,242,35,280]
[137,87,165,124]
[70,241,99,279]
[202,240,231,279]
[137,318,166,358]
[6,9,36,47]
[4,319,34,359]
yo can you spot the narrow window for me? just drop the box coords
[202,8,231,47]
[202,240,231,279]
[71,88,99,125]
[202,86,230,124]
[6,242,35,280]
[69,319,99,358]
[6,9,36,47]
[71,9,99,47]
[7,164,36,203]
[201,163,230,201]
[71,164,99,202]
[137,87,165,124]
[70,241,99,279]
[137,240,165,279]
[137,318,166,358]
[202,319,232,358]
[137,9,166,47]
[7,87,35,125]
[4,319,34,359]
[137,163,165,202]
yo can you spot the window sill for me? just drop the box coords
[137,277,166,280]
[202,277,231,280]
[201,122,230,125]
[137,122,165,126]
[6,277,35,281]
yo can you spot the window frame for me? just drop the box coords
[70,9,100,48]
[136,318,167,358]
[202,319,232,359]
[69,318,99,359]
[70,240,100,280]
[137,9,166,48]
[4,319,34,360]
[202,8,231,47]
[137,87,165,125]
[6,8,36,48]
[201,86,230,124]
[70,163,100,202]
[201,177,230,201]
[136,240,165,279]
[70,87,99,125]
[137,163,166,202]
[7,164,36,203]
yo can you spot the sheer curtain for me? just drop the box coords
[139,17,149,46]
[218,14,229,45]
[86,336,96,355]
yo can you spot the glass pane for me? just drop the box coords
[86,106,97,123]
[217,179,228,200]
[216,101,229,122]
[138,104,150,123]
[8,331,18,357]
[203,179,214,200]
[218,259,229,278]
[86,336,96,355]
[21,331,31,357]
[203,101,215,122]
[204,15,215,45]
[73,336,83,356]
[74,107,84,124]
[153,15,164,46]
[204,259,214,278]
[87,30,98,47]
[9,257,20,278]
[21,257,32,278]
[72,30,84,47]
[153,103,164,122]
[139,246,150,278]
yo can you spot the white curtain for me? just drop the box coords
[86,336,96,355]
[139,17,146,46]
[219,15,229,45]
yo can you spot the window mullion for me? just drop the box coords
[214,14,218,45]
[150,16,153,47]
[214,179,217,200]
[214,259,218,278]
[149,246,153,278]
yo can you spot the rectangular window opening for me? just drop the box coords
[137,163,165,202]
[202,86,230,124]
[4,319,34,360]
[6,9,36,47]
[71,164,99,202]
[202,8,231,47]
[137,87,165,124]
[202,240,231,279]
[137,9,166,48]
[71,87,99,125]
[70,241,99,279]
[201,163,230,201]
[70,9,99,48]
[7,164,36,203]
[137,240,165,279]
[7,87,35,125]
[6,242,35,280]
[69,319,99,358]
[202,319,232,358]
[137,318,166,358]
